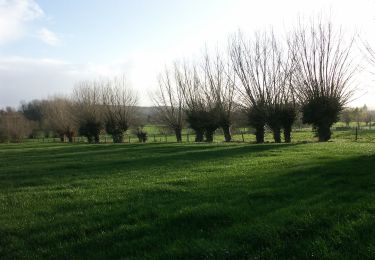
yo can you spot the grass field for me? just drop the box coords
[1,139,375,258]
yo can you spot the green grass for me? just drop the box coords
[1,140,375,259]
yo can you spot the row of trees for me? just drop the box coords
[1,20,372,144]
[155,21,357,143]
[341,105,375,128]
[0,108,32,142]
[72,77,138,143]
[0,77,138,143]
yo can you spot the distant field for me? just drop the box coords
[1,139,375,258]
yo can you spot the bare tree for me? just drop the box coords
[44,97,77,142]
[291,20,356,141]
[363,107,375,129]
[230,31,297,143]
[230,32,268,143]
[178,61,219,142]
[73,81,103,143]
[153,65,185,142]
[340,108,353,127]
[202,50,236,142]
[101,76,138,143]
[367,111,375,130]
[180,62,207,142]
[0,109,31,142]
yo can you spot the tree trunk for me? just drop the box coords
[316,124,332,142]
[59,133,64,142]
[87,135,94,144]
[112,132,124,143]
[272,128,281,143]
[195,130,204,142]
[222,125,232,142]
[174,128,182,143]
[205,130,215,143]
[94,134,100,144]
[255,126,265,143]
[283,125,292,143]
[67,132,74,143]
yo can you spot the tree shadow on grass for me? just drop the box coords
[3,152,375,259]
[0,143,301,189]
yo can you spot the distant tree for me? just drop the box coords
[340,108,353,127]
[20,99,45,123]
[367,111,375,129]
[101,76,138,143]
[0,110,31,142]
[134,127,148,143]
[292,20,356,141]
[44,97,77,142]
[364,110,375,129]
[153,65,185,142]
[20,99,49,137]
[73,81,103,143]
[361,105,374,127]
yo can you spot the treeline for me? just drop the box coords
[154,20,360,143]
[1,20,373,144]
[340,105,375,128]
[1,77,141,143]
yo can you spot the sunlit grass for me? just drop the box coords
[1,139,375,258]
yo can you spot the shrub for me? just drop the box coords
[135,127,148,143]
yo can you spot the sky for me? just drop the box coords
[0,0,375,108]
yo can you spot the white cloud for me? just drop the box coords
[0,0,43,44]
[37,27,60,46]
[0,56,139,108]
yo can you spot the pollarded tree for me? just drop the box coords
[101,76,138,143]
[178,62,208,142]
[230,31,297,143]
[292,20,356,141]
[230,33,266,143]
[153,65,185,142]
[202,50,236,142]
[44,97,77,142]
[73,81,103,144]
[260,32,297,143]
[178,62,220,142]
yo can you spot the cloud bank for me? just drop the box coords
[37,27,60,46]
[0,0,43,44]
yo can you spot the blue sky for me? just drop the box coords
[2,0,236,62]
[1,0,375,108]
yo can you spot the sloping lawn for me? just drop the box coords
[0,142,375,259]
